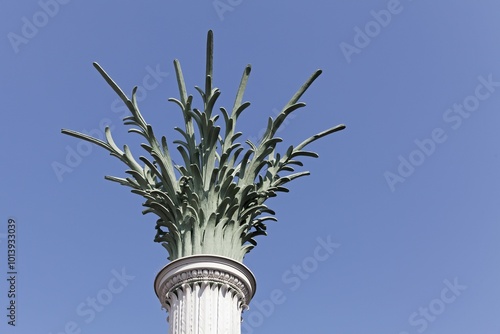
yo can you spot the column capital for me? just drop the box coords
[154,255,256,311]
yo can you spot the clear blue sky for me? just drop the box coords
[1,1,500,333]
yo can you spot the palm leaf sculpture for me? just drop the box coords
[62,31,345,262]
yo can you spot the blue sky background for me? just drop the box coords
[1,1,500,333]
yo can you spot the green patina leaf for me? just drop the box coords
[61,30,345,262]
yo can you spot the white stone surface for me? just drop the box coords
[155,255,256,334]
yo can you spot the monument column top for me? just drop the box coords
[61,29,345,333]
[62,30,345,263]
[155,254,256,311]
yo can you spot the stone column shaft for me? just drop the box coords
[155,255,256,334]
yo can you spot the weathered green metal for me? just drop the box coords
[62,30,345,262]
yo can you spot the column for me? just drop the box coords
[155,255,256,334]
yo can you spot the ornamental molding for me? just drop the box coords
[155,255,256,310]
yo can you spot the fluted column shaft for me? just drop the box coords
[155,255,256,334]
